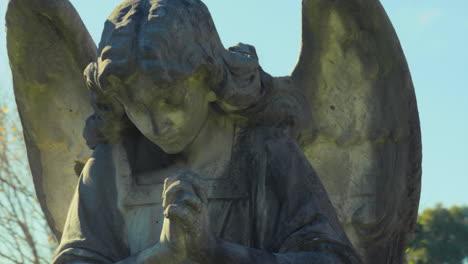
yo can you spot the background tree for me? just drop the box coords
[0,107,56,264]
[407,204,468,264]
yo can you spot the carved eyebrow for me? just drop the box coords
[126,83,168,105]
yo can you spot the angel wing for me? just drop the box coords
[6,0,96,239]
[290,0,422,263]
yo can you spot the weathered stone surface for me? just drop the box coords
[294,1,421,263]
[6,0,96,238]
[6,0,420,263]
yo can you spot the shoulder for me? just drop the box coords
[239,126,321,196]
[237,126,314,173]
[81,144,116,185]
[75,143,124,221]
[261,129,317,181]
[238,126,302,154]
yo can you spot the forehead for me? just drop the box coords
[105,0,202,78]
[100,0,211,105]
[120,73,188,105]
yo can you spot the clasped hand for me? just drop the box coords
[159,169,217,263]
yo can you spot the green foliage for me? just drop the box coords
[407,204,468,264]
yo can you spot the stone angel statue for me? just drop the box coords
[6,0,421,263]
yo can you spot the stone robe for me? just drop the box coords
[52,127,360,263]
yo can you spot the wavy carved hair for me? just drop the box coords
[83,0,303,149]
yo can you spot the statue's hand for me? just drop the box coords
[162,170,217,262]
[159,205,188,263]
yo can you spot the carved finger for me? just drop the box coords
[182,171,208,204]
[164,170,208,203]
[164,204,196,232]
[162,180,196,208]
[164,169,186,191]
[175,192,203,213]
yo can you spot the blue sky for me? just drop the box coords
[1,0,467,210]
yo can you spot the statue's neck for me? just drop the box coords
[183,112,235,175]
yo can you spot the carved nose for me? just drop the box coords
[149,113,171,136]
[149,113,161,135]
[151,122,159,135]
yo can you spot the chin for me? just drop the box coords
[155,141,187,154]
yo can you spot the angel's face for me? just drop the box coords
[119,74,215,154]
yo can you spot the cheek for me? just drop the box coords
[161,109,185,128]
[127,110,154,135]
[183,99,209,126]
[184,91,209,116]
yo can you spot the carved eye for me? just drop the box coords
[159,99,172,108]
[161,96,183,107]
